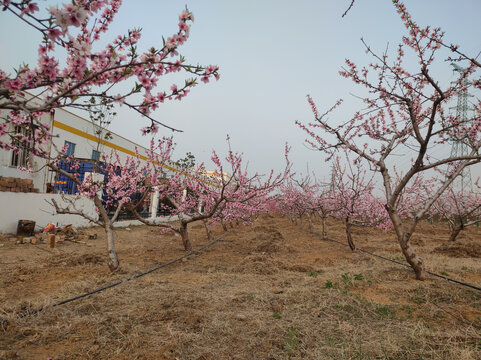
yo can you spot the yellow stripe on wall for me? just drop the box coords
[52,120,216,186]
[54,120,141,157]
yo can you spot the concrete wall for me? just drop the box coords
[0,190,180,234]
[0,192,97,234]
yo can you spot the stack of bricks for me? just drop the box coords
[0,176,39,193]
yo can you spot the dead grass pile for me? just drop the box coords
[231,254,284,275]
[253,225,285,254]
[48,253,105,266]
[434,242,481,258]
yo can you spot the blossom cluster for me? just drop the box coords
[0,1,220,158]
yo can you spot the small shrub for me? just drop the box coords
[338,304,356,313]
[327,337,344,346]
[375,305,396,319]
[398,304,413,320]
[410,295,426,305]
[324,280,334,289]
[433,311,445,319]
[354,273,364,281]
[273,311,281,319]
[284,326,299,353]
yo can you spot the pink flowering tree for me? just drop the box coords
[274,183,299,225]
[430,185,481,242]
[297,0,481,279]
[428,22,481,95]
[285,175,324,232]
[361,171,428,233]
[329,155,377,250]
[276,174,339,238]
[1,1,219,270]
[0,1,219,157]
[49,138,173,270]
[312,184,339,241]
[277,179,310,227]
[130,140,291,251]
[214,192,269,230]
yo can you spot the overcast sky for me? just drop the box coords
[1,0,481,181]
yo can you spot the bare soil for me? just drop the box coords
[1,215,481,359]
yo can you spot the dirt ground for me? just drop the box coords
[1,215,481,359]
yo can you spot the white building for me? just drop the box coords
[0,92,184,233]
[1,94,184,191]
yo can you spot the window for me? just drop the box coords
[64,141,76,156]
[91,150,100,161]
[10,126,31,167]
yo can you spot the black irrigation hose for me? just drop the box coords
[13,235,225,320]
[425,269,481,292]
[319,233,481,292]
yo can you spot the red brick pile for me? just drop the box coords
[0,176,39,193]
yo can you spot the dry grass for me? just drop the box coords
[1,215,481,359]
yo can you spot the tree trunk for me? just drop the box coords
[299,214,303,227]
[399,232,426,280]
[221,219,228,232]
[202,219,212,240]
[388,209,426,280]
[449,224,463,242]
[105,224,119,271]
[179,222,192,251]
[229,222,234,229]
[321,216,327,240]
[345,217,355,251]
[307,213,313,233]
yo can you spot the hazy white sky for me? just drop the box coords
[1,0,481,181]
